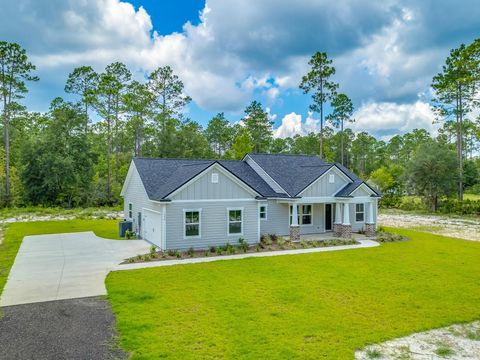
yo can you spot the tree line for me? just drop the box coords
[0,40,479,209]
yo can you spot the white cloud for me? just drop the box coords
[274,111,319,138]
[351,101,439,139]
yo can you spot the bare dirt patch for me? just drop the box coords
[378,213,480,241]
[356,321,480,359]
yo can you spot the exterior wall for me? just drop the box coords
[299,167,349,197]
[260,201,325,236]
[350,186,373,197]
[244,156,287,194]
[165,200,259,250]
[350,200,377,232]
[122,164,162,233]
[170,166,254,201]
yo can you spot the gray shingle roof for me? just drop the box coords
[132,154,379,201]
[247,154,336,196]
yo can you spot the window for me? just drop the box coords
[329,174,335,183]
[128,203,132,219]
[301,205,312,225]
[259,205,267,220]
[184,210,200,237]
[355,203,365,222]
[228,209,243,234]
[211,173,219,183]
[289,205,313,225]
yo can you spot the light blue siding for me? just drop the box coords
[299,167,349,197]
[170,166,254,201]
[165,200,259,250]
[351,185,374,197]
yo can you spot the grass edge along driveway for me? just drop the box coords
[0,219,122,296]
[106,228,480,359]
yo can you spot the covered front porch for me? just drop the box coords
[275,198,377,240]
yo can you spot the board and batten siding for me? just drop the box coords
[260,201,325,236]
[165,200,259,250]
[170,166,254,201]
[299,167,349,197]
[122,163,162,233]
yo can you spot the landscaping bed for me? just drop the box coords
[123,235,360,264]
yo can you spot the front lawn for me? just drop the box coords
[106,229,480,359]
[0,219,121,295]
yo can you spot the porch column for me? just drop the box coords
[333,203,342,236]
[365,201,376,237]
[290,203,300,242]
[339,203,352,239]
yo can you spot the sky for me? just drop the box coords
[1,0,479,139]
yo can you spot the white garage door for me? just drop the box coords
[143,209,163,248]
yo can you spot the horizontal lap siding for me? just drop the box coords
[165,200,259,250]
[350,201,377,231]
[260,201,325,236]
[123,164,162,233]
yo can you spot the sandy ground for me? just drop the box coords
[378,213,480,242]
[0,211,123,225]
[356,321,480,359]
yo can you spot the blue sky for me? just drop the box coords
[1,0,479,139]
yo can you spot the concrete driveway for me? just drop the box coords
[0,232,150,306]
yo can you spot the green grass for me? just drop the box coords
[0,219,121,295]
[106,229,480,359]
[464,193,480,201]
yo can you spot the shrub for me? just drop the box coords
[238,237,248,253]
[311,240,319,248]
[366,348,382,359]
[125,229,135,239]
[187,247,195,257]
[127,257,135,263]
[255,244,261,252]
[142,255,150,262]
[216,247,223,256]
[204,251,209,257]
[277,237,286,249]
[149,245,157,257]
[261,234,273,247]
[167,249,176,257]
[175,250,182,259]
[300,239,309,249]
[268,233,278,242]
[209,245,216,253]
[376,230,409,243]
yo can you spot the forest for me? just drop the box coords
[1,39,479,212]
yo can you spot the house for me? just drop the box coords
[120,154,381,250]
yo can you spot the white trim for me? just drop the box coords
[289,204,313,227]
[227,207,244,236]
[355,203,365,223]
[281,196,376,204]
[161,206,167,249]
[259,204,268,220]
[120,160,135,197]
[183,208,202,239]
[170,198,257,203]
[168,163,260,199]
[297,165,352,197]
[351,183,377,197]
[211,172,219,183]
[244,155,288,195]
[257,202,261,241]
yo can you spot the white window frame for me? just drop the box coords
[355,203,365,223]
[183,209,202,239]
[259,204,267,220]
[227,207,243,236]
[329,174,335,183]
[289,204,313,226]
[128,203,133,219]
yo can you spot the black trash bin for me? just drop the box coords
[119,220,133,237]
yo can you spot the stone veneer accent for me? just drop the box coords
[365,223,376,237]
[290,225,300,242]
[333,223,341,237]
[338,224,352,239]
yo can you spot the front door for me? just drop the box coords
[325,204,332,231]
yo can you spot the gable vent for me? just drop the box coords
[329,174,335,183]
[211,173,219,183]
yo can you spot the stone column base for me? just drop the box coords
[290,225,300,242]
[365,223,376,237]
[338,224,352,239]
[333,223,341,237]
